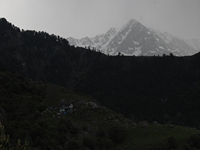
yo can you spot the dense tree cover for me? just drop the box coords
[1,18,200,130]
[1,67,150,149]
[76,55,200,126]
[1,70,200,150]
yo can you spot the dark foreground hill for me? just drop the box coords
[1,68,200,150]
[1,18,200,129]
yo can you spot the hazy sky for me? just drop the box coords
[0,0,200,39]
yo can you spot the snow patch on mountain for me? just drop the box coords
[133,47,142,56]
[159,46,164,49]
[147,31,151,34]
[133,41,139,45]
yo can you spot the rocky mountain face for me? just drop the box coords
[67,19,200,56]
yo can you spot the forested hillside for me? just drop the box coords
[1,17,200,129]
[1,65,200,150]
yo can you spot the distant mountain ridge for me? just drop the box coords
[67,19,200,56]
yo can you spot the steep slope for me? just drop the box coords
[149,29,200,55]
[185,38,200,51]
[68,27,119,54]
[68,19,200,56]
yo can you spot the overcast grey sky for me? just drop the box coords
[0,0,200,39]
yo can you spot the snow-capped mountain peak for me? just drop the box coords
[67,19,200,56]
[120,19,138,31]
[126,19,138,26]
